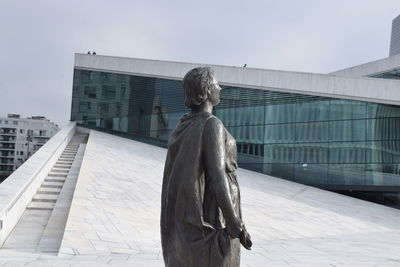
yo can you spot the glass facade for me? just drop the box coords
[71,69,400,189]
[370,69,400,80]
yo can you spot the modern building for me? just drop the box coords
[0,114,59,181]
[1,15,400,267]
[390,14,400,56]
[71,51,400,204]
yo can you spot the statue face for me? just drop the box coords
[208,77,221,106]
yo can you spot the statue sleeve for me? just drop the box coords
[203,117,242,238]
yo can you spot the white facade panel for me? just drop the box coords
[75,54,400,106]
[330,54,400,78]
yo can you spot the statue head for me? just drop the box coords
[183,67,221,108]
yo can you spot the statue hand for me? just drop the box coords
[239,226,252,250]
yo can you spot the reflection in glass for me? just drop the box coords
[294,164,328,184]
[330,99,366,120]
[295,99,329,122]
[265,103,295,124]
[264,144,294,163]
[235,106,265,126]
[263,163,294,181]
[295,143,328,164]
[366,164,400,185]
[264,124,294,144]
[329,142,365,164]
[295,122,329,142]
[329,120,366,141]
[366,141,400,163]
[328,164,366,185]
[71,69,400,188]
[367,103,400,118]
[366,118,400,141]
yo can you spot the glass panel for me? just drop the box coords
[295,143,328,164]
[294,164,328,184]
[238,163,264,173]
[264,144,294,163]
[366,164,400,185]
[263,163,294,181]
[367,103,400,118]
[295,121,329,142]
[215,108,237,127]
[264,124,294,144]
[329,142,366,164]
[219,86,240,109]
[328,164,366,185]
[370,69,400,80]
[238,150,263,165]
[235,106,264,126]
[295,99,329,122]
[366,141,400,163]
[366,118,400,141]
[265,103,295,124]
[235,125,264,144]
[329,120,365,141]
[330,99,366,120]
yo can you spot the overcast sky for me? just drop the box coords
[0,0,399,127]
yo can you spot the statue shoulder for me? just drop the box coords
[203,115,226,141]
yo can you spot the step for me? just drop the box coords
[59,156,75,159]
[51,168,69,172]
[62,153,76,156]
[52,169,70,173]
[42,181,64,188]
[57,159,74,163]
[54,165,71,169]
[45,176,65,183]
[26,202,55,210]
[37,187,61,195]
[32,194,58,203]
[56,159,73,163]
[48,172,68,177]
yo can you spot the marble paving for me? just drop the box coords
[1,130,400,266]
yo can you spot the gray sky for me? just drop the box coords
[0,0,399,127]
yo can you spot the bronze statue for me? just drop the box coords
[161,67,252,267]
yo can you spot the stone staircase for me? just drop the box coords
[2,134,87,253]
[26,144,79,211]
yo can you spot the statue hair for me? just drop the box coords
[182,67,215,108]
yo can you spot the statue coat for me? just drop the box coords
[161,112,242,267]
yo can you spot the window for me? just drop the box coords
[120,85,126,100]
[102,86,116,99]
[100,72,110,82]
[84,86,97,98]
[79,102,91,112]
[98,103,109,113]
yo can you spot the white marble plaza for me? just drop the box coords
[1,129,400,266]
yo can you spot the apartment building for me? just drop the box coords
[0,114,59,181]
